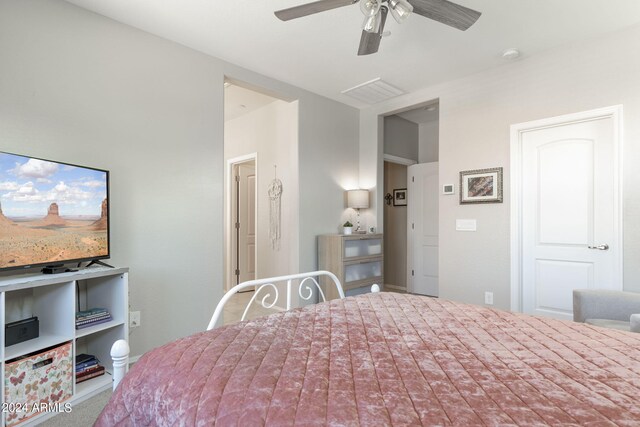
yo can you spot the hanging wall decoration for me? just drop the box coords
[268,165,283,250]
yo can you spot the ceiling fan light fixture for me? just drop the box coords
[388,0,413,23]
[359,0,381,17]
[362,11,382,33]
[274,0,482,56]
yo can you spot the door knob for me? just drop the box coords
[587,244,609,250]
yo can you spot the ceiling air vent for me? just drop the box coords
[341,78,405,105]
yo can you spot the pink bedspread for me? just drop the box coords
[96,293,640,426]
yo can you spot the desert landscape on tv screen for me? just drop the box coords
[0,153,108,269]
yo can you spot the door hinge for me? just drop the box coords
[235,175,240,182]
[412,223,415,230]
[412,270,414,276]
[234,269,240,276]
[235,222,240,229]
[412,176,415,182]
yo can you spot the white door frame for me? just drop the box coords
[383,154,418,166]
[226,153,258,292]
[510,105,623,312]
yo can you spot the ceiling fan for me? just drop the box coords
[274,0,481,56]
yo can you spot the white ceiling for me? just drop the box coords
[224,84,278,121]
[396,102,438,124]
[64,0,640,109]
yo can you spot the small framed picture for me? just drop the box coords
[460,167,503,204]
[393,188,407,206]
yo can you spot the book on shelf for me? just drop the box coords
[76,312,110,322]
[76,353,96,364]
[76,307,108,318]
[77,364,103,375]
[76,366,105,383]
[76,312,111,322]
[76,313,111,323]
[76,315,113,329]
[75,360,99,372]
[75,354,100,370]
[76,307,108,316]
[75,308,111,325]
[77,364,103,376]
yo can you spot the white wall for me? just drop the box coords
[0,0,359,356]
[224,99,299,283]
[297,97,361,272]
[383,116,419,162]
[419,118,439,163]
[361,23,640,309]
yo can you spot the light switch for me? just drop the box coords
[456,219,477,231]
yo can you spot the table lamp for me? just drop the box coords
[347,189,369,233]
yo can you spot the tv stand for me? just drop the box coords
[86,259,114,268]
[0,267,129,425]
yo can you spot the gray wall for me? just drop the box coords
[298,97,360,273]
[0,0,359,356]
[361,22,640,309]
[383,116,418,162]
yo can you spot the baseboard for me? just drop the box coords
[129,354,142,366]
[385,284,407,292]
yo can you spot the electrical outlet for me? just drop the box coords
[129,311,141,328]
[484,292,494,305]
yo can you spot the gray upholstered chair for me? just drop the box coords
[573,289,640,333]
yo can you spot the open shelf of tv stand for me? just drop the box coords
[4,334,72,361]
[74,370,113,401]
[0,266,128,427]
[0,266,127,291]
[75,319,124,339]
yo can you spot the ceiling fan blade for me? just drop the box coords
[358,7,388,55]
[275,0,357,21]
[408,0,481,31]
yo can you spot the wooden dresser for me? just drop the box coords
[318,234,383,300]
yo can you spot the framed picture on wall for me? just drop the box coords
[393,188,407,206]
[460,167,503,204]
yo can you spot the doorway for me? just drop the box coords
[511,106,623,319]
[223,78,299,295]
[382,100,439,294]
[383,160,411,292]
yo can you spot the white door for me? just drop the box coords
[233,162,256,286]
[407,162,439,296]
[519,112,621,319]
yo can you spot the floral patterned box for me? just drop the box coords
[4,342,73,426]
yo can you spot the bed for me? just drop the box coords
[96,279,640,426]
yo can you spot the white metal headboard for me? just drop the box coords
[109,272,378,391]
[206,270,345,330]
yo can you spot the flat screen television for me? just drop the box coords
[0,151,109,271]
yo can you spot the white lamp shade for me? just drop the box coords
[347,189,369,209]
[362,12,382,33]
[389,0,413,23]
[359,0,381,17]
